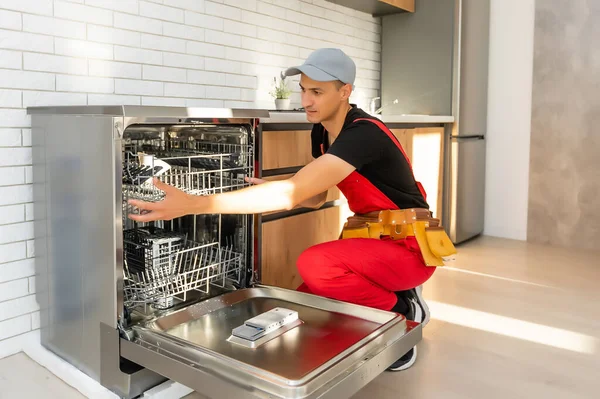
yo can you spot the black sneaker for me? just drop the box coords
[392,286,430,327]
[386,294,422,372]
[407,285,430,327]
[387,346,417,371]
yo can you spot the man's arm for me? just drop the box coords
[128,154,354,222]
[245,177,327,209]
[298,191,327,209]
[245,177,327,210]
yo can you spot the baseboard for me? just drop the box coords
[23,340,118,399]
[21,338,194,399]
[0,330,39,359]
[483,226,527,241]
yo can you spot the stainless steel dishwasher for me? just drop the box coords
[28,106,421,399]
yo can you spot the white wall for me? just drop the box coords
[0,0,381,358]
[484,0,535,240]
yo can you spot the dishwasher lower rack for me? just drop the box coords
[123,227,244,310]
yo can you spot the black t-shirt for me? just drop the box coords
[311,105,429,210]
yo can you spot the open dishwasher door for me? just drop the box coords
[120,286,420,399]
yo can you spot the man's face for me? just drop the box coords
[299,74,351,123]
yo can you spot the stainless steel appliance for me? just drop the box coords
[28,106,421,399]
[446,0,490,244]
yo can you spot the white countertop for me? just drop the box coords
[261,112,454,124]
[379,114,455,123]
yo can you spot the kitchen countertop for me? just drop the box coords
[261,112,454,124]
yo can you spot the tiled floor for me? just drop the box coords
[1,236,599,399]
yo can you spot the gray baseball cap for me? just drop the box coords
[284,48,356,85]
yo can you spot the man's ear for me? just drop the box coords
[340,84,352,100]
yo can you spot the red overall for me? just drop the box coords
[296,118,436,311]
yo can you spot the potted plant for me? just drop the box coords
[269,72,293,110]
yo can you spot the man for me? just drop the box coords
[129,48,438,371]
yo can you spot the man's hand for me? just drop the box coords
[128,178,197,222]
[245,177,267,185]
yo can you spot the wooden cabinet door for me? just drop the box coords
[260,207,343,290]
[262,130,312,170]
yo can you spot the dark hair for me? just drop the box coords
[334,80,346,89]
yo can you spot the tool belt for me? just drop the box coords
[341,208,457,267]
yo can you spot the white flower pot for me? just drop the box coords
[275,98,291,110]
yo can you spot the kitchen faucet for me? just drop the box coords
[369,97,398,115]
[375,99,399,114]
[369,97,380,114]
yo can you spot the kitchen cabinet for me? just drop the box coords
[259,173,350,290]
[391,127,445,219]
[260,206,344,290]
[259,128,345,291]
[325,0,414,16]
[258,120,353,289]
[262,130,312,170]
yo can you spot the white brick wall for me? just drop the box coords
[0,0,381,357]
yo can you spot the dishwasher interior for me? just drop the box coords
[29,106,421,399]
[119,123,254,328]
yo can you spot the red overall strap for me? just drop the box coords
[353,118,427,201]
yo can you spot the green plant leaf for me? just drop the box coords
[269,72,293,99]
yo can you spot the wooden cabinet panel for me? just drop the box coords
[390,128,414,161]
[380,0,415,12]
[262,130,312,170]
[412,128,444,219]
[325,0,414,15]
[390,127,444,219]
[260,207,343,290]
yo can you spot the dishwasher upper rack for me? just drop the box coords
[122,143,253,203]
[122,227,244,310]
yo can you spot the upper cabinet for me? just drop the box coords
[381,0,456,116]
[325,0,415,17]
